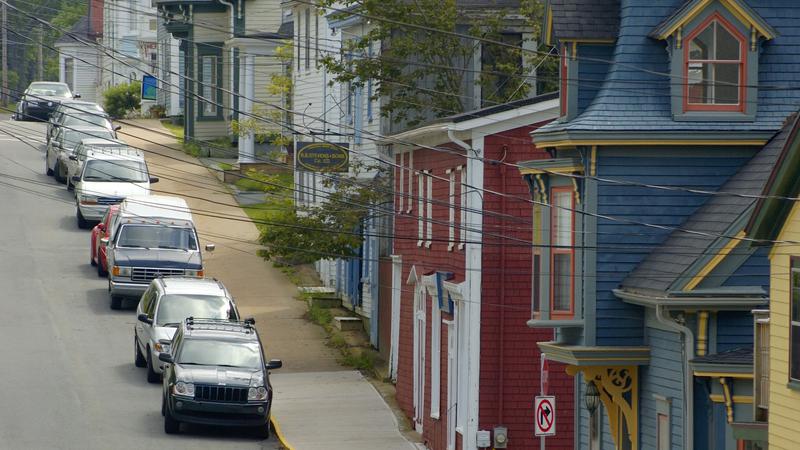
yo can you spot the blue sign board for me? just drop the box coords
[436,271,455,314]
[296,142,349,172]
[141,74,157,101]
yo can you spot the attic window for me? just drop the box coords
[684,14,745,112]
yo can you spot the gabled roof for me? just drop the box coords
[544,0,620,45]
[650,0,777,41]
[620,116,793,295]
[747,113,800,243]
[534,1,797,139]
[55,16,91,46]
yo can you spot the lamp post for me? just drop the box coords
[585,380,600,414]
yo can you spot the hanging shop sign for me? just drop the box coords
[141,74,157,101]
[295,142,350,172]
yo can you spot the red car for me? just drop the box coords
[90,204,119,277]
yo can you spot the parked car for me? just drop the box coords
[66,139,136,191]
[47,101,108,143]
[135,277,241,382]
[46,126,115,183]
[73,151,155,229]
[15,81,78,121]
[49,110,118,145]
[159,318,281,437]
[105,196,214,309]
[90,204,120,277]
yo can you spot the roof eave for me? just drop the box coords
[650,0,778,41]
[614,288,767,311]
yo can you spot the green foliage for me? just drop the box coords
[103,81,142,118]
[147,104,166,119]
[182,141,203,157]
[307,304,333,327]
[341,350,376,372]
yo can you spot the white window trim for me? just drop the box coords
[398,153,405,213]
[412,281,426,433]
[458,165,466,250]
[445,316,458,450]
[407,153,414,213]
[423,275,441,420]
[447,168,455,251]
[654,394,671,450]
[417,172,424,247]
[426,171,433,248]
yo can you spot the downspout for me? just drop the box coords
[655,305,694,450]
[218,0,235,121]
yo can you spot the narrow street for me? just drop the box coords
[0,117,280,449]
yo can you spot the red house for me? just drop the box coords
[386,94,573,450]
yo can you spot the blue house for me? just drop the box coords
[522,0,800,448]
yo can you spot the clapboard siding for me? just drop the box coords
[58,45,100,104]
[595,149,751,346]
[716,311,755,353]
[640,327,684,450]
[721,246,771,290]
[577,44,614,114]
[245,0,281,33]
[194,12,229,42]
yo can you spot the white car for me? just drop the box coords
[73,152,157,229]
[135,277,240,382]
[46,126,116,183]
[65,139,139,191]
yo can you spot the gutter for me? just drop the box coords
[613,289,767,309]
[655,305,695,450]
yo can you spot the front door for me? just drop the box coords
[413,284,426,433]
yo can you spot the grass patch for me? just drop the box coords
[183,141,203,157]
[218,162,234,171]
[161,120,184,140]
[235,176,270,192]
[341,349,377,372]
[307,304,333,328]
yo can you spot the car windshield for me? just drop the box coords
[64,114,111,128]
[116,224,198,250]
[28,84,71,98]
[156,295,235,326]
[177,340,262,369]
[82,160,148,182]
[64,130,113,149]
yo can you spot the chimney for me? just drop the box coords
[88,0,103,38]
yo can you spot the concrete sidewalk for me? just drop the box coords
[120,119,419,450]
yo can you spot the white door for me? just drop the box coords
[413,284,426,433]
[445,318,457,450]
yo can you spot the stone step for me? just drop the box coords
[308,296,340,309]
[333,316,363,332]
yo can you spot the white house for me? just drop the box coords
[56,16,102,103]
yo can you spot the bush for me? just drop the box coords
[147,104,166,119]
[103,81,141,118]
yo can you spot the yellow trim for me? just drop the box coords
[519,165,584,175]
[694,371,754,379]
[683,231,746,291]
[654,0,776,41]
[545,6,553,46]
[271,416,296,450]
[720,377,734,423]
[697,311,710,356]
[538,139,767,148]
[709,394,753,403]
[571,41,577,60]
[567,366,639,450]
[590,145,597,176]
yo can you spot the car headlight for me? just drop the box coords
[112,265,131,277]
[172,381,195,398]
[154,342,170,353]
[248,386,268,401]
[185,269,204,278]
[47,101,53,107]
[79,195,98,205]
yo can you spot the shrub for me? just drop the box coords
[103,81,141,118]
[147,104,166,119]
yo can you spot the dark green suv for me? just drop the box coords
[158,318,282,438]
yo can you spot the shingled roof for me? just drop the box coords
[548,0,620,41]
[620,116,794,294]
[55,16,91,46]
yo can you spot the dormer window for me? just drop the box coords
[684,15,745,112]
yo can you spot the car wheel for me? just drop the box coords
[255,420,271,439]
[55,163,65,184]
[67,177,73,191]
[90,247,97,266]
[134,336,146,368]
[97,258,107,277]
[45,154,53,176]
[77,209,90,230]
[161,394,166,417]
[146,349,160,383]
[164,401,180,434]
[110,295,122,310]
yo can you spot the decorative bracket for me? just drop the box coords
[566,365,639,450]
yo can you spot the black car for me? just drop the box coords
[159,318,282,438]
[15,82,79,121]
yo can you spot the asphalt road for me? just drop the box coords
[0,118,281,450]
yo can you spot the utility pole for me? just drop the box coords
[2,0,7,106]
[37,23,43,81]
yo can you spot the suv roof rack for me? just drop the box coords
[184,317,256,334]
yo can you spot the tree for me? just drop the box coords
[103,81,141,118]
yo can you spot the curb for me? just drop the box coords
[271,416,295,450]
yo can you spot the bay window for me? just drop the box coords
[551,187,575,318]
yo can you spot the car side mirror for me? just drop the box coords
[100,237,109,245]
[266,359,282,370]
[97,223,106,232]
[71,176,80,183]
[114,125,122,131]
[149,177,159,183]
[73,93,81,99]
[244,317,256,325]
[137,313,153,325]
[68,155,77,161]
[204,243,215,252]
[158,339,172,352]
[158,353,173,364]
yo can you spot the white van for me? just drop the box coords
[73,152,157,229]
[66,138,137,191]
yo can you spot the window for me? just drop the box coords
[407,153,414,213]
[458,166,466,250]
[367,44,374,122]
[128,0,136,31]
[550,187,574,317]
[305,9,311,70]
[418,171,424,246]
[315,13,319,66]
[398,153,405,213]
[64,58,74,92]
[532,201,543,317]
[430,288,441,419]
[684,14,745,111]
[296,12,302,71]
[657,414,669,449]
[149,19,157,31]
[200,56,218,116]
[447,168,456,251]
[754,310,769,421]
[790,263,800,381]
[426,172,433,248]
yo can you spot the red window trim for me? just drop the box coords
[550,186,575,319]
[683,12,747,113]
[560,45,568,116]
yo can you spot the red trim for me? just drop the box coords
[549,186,575,319]
[560,45,568,116]
[682,12,747,113]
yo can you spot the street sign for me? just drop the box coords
[534,396,556,437]
[141,74,157,101]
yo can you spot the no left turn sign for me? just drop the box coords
[535,395,556,437]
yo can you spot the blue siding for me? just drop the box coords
[595,153,750,345]
[716,311,753,353]
[721,246,771,291]
[577,44,614,114]
[640,327,684,450]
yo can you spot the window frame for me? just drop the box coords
[682,12,747,113]
[549,186,575,319]
[196,45,224,121]
[790,259,800,383]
